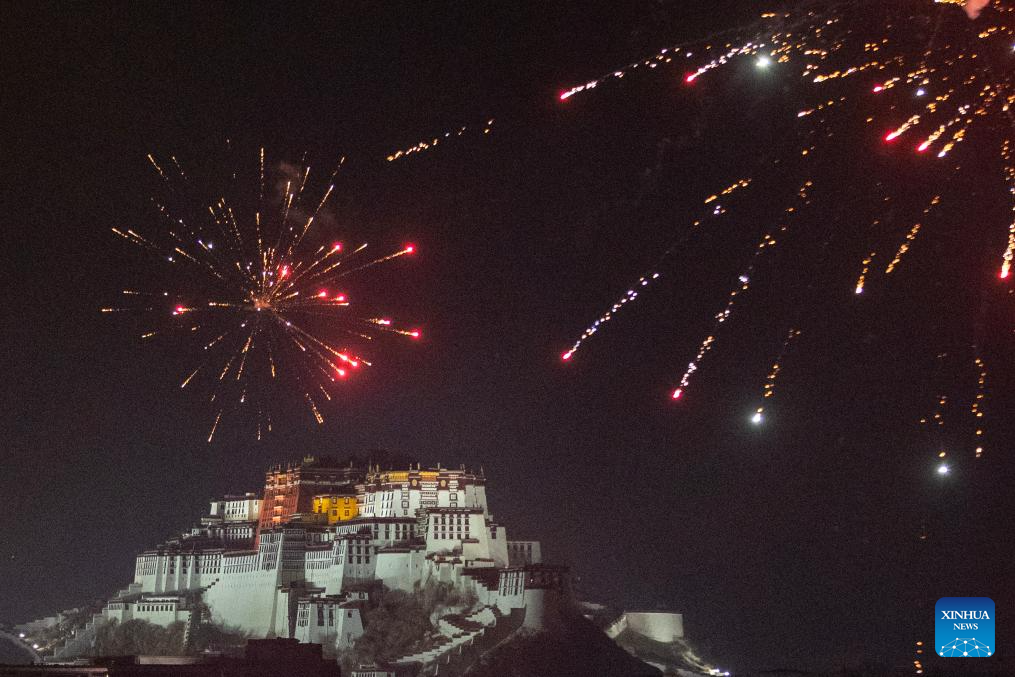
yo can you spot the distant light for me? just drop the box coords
[317,290,328,298]
[937,463,950,475]
[917,141,931,152]
[409,330,421,339]
[561,352,572,361]
[751,411,763,425]
[855,285,864,295]
[404,244,416,254]
[207,242,214,249]
[336,368,346,378]
[32,644,39,650]
[685,73,697,84]
[885,131,900,142]
[18,633,24,639]
[672,388,683,400]
[873,85,884,93]
[331,242,343,252]
[916,88,926,97]
[335,294,347,302]
[756,55,772,68]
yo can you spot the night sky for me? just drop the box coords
[2,2,1013,673]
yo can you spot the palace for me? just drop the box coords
[41,457,567,670]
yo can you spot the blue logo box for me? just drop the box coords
[936,597,995,657]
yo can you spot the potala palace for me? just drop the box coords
[11,457,712,676]
[32,458,570,669]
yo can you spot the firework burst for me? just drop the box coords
[105,148,420,441]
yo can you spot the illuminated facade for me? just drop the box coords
[312,493,359,523]
[257,458,361,532]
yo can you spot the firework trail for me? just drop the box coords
[672,182,812,400]
[560,178,751,362]
[386,119,496,162]
[557,0,1011,435]
[750,327,803,424]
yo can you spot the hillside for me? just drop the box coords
[465,616,662,677]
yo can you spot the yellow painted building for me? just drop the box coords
[312,494,359,524]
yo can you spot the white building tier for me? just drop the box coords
[102,595,192,629]
[293,597,364,651]
[209,493,262,523]
[356,466,490,518]
[507,540,542,566]
[423,507,508,568]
